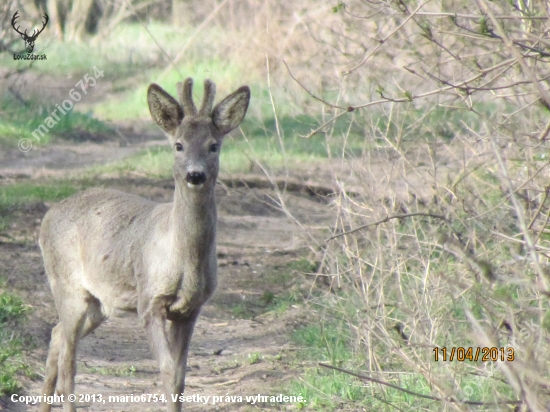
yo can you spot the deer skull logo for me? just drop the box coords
[11,11,49,53]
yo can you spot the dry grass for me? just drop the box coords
[266,0,550,409]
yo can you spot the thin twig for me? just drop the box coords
[423,66,550,93]
[157,0,231,82]
[304,57,517,138]
[489,131,550,294]
[537,120,550,141]
[319,363,522,406]
[302,110,350,138]
[343,0,430,75]
[476,0,550,109]
[283,60,348,110]
[325,213,446,242]
[414,12,548,20]
[534,204,550,245]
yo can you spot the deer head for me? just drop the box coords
[147,79,250,192]
[11,11,49,53]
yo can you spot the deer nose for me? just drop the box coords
[185,171,206,186]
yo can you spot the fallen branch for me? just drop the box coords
[319,363,522,406]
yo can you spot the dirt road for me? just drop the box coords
[0,138,332,411]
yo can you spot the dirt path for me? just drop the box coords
[0,138,332,411]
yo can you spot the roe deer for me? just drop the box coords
[38,78,250,412]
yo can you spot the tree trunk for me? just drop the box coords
[65,0,94,41]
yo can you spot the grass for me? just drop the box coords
[282,176,532,410]
[0,96,114,148]
[228,258,314,320]
[288,295,517,410]
[0,181,80,212]
[289,322,368,409]
[86,116,365,178]
[0,181,83,232]
[247,352,263,365]
[93,58,247,122]
[2,22,207,77]
[0,288,31,395]
[81,364,137,377]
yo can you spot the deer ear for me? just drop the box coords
[212,86,250,135]
[147,84,184,137]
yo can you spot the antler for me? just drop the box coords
[177,79,198,117]
[176,79,217,118]
[11,11,25,37]
[199,80,216,117]
[11,11,49,40]
[27,14,49,41]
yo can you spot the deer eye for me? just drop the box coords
[175,143,183,152]
[209,143,218,153]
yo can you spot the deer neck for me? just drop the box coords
[166,180,217,314]
[171,180,217,259]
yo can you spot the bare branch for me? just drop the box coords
[326,213,447,242]
[343,0,431,75]
[319,363,522,406]
[475,0,550,109]
[283,60,348,110]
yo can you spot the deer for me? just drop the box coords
[11,11,49,53]
[38,78,250,412]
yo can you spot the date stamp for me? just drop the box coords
[433,347,514,362]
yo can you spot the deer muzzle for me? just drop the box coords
[185,171,207,187]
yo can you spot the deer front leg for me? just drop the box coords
[167,265,217,320]
[166,289,199,320]
[145,307,199,412]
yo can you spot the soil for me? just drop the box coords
[0,130,335,411]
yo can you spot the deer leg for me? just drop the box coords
[53,294,103,412]
[39,323,63,412]
[39,304,104,412]
[146,310,199,412]
[57,316,85,411]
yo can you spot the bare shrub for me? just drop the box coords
[294,0,550,409]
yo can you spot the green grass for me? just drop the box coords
[247,352,263,365]
[0,98,114,148]
[94,59,246,122]
[0,290,31,395]
[0,181,79,211]
[226,258,314,320]
[283,218,531,410]
[87,119,365,178]
[288,308,517,410]
[289,322,368,409]
[0,181,81,231]
[2,22,213,77]
[81,364,137,377]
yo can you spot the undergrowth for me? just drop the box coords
[0,288,31,395]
